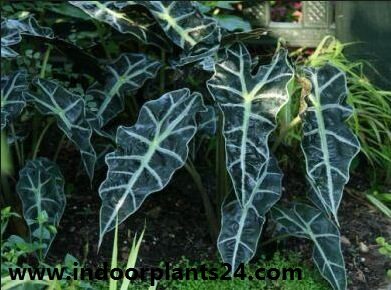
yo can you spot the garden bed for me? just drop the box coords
[48,150,390,289]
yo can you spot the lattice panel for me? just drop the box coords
[303,1,331,27]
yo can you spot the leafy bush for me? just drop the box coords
[160,253,329,290]
[2,2,380,290]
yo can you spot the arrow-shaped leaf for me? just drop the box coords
[207,43,293,205]
[86,53,161,130]
[25,78,96,180]
[301,65,360,224]
[1,15,53,58]
[218,156,283,271]
[69,1,169,49]
[136,1,221,65]
[99,88,205,244]
[207,42,293,272]
[4,15,54,38]
[271,204,346,290]
[16,157,66,257]
[1,71,28,130]
[1,20,21,58]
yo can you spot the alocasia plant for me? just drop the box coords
[25,78,96,180]
[136,1,221,65]
[1,3,363,289]
[218,156,283,271]
[98,88,205,245]
[1,71,28,130]
[301,65,360,224]
[1,21,21,58]
[3,15,54,39]
[86,53,161,132]
[16,157,65,257]
[69,1,169,49]
[271,204,346,290]
[207,42,294,271]
[1,15,53,58]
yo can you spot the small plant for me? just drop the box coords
[1,206,148,290]
[2,2,382,290]
[375,237,391,279]
[109,217,147,290]
[376,237,391,258]
[1,206,93,289]
[160,252,329,290]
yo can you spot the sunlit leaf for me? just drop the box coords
[69,1,169,49]
[301,65,360,224]
[271,204,346,290]
[99,88,204,245]
[1,15,53,58]
[1,71,28,130]
[25,78,96,180]
[1,21,21,58]
[4,15,54,38]
[16,158,66,257]
[136,1,221,65]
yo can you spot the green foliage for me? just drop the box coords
[271,204,345,290]
[1,3,384,290]
[301,64,360,224]
[16,157,65,258]
[376,237,391,259]
[1,132,13,175]
[160,253,329,290]
[301,36,391,181]
[25,79,97,180]
[207,43,294,271]
[366,190,391,218]
[375,237,391,280]
[98,89,205,245]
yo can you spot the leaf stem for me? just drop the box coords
[53,134,66,162]
[10,124,22,167]
[272,115,302,152]
[32,118,55,160]
[261,233,291,246]
[40,45,52,79]
[184,160,219,240]
[159,51,165,95]
[38,220,43,262]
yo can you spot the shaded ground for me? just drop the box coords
[46,147,390,290]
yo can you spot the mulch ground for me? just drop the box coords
[42,146,391,290]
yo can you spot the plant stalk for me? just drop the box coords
[10,124,22,167]
[184,160,219,241]
[53,134,66,162]
[261,233,291,247]
[159,51,165,95]
[32,118,55,160]
[40,45,52,79]
[272,115,302,152]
